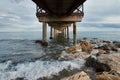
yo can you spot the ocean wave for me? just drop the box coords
[0,59,85,80]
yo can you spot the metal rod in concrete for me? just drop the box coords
[42,22,47,42]
[67,26,69,39]
[73,22,77,45]
[50,27,53,39]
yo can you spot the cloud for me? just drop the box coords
[10,0,25,3]
[0,0,120,32]
[83,0,120,23]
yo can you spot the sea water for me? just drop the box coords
[0,31,119,80]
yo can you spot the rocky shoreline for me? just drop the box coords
[14,38,120,80]
[60,38,120,80]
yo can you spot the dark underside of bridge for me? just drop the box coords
[32,0,86,16]
[32,0,86,45]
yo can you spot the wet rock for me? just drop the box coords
[35,40,42,43]
[80,41,93,53]
[66,46,82,53]
[86,53,120,73]
[108,44,118,52]
[95,71,120,80]
[61,71,91,80]
[68,54,90,59]
[12,77,24,80]
[97,44,110,50]
[85,56,111,72]
[35,40,48,47]
[97,43,118,52]
[50,37,53,39]
[97,53,120,72]
[102,40,111,43]
[83,37,87,40]
[80,67,96,80]
[90,49,99,55]
[98,49,107,54]
[113,41,120,48]
[37,69,81,80]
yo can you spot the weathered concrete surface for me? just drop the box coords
[37,13,83,22]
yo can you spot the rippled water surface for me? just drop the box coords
[0,31,119,80]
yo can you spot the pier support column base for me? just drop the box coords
[50,37,53,39]
[35,40,48,47]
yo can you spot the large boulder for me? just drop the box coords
[95,71,120,80]
[80,41,93,53]
[113,41,120,48]
[66,46,82,53]
[61,71,91,80]
[85,56,111,72]
[86,53,120,73]
[97,43,118,53]
[97,53,120,72]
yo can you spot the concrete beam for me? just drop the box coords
[37,13,83,22]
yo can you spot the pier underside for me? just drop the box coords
[32,0,86,45]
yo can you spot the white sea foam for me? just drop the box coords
[0,59,85,80]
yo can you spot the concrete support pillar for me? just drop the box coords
[64,28,67,38]
[50,27,53,39]
[42,22,47,42]
[67,26,69,39]
[54,28,57,40]
[73,22,77,45]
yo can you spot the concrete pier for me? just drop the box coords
[50,27,53,39]
[67,26,69,39]
[64,28,67,38]
[54,28,58,40]
[73,22,77,45]
[33,1,85,45]
[42,22,47,42]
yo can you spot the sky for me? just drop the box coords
[0,0,120,32]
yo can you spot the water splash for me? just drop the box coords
[0,59,85,80]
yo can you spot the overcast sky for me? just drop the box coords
[0,0,120,32]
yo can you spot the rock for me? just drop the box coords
[85,56,111,72]
[13,77,24,80]
[102,40,111,43]
[69,54,90,59]
[61,51,90,60]
[97,53,120,73]
[35,40,42,43]
[98,44,110,50]
[90,49,99,55]
[108,44,118,52]
[61,71,91,80]
[95,71,120,80]
[66,46,82,53]
[80,41,93,53]
[35,40,48,47]
[98,43,118,52]
[113,41,120,48]
[83,37,87,40]
[86,53,120,73]
[98,49,107,54]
